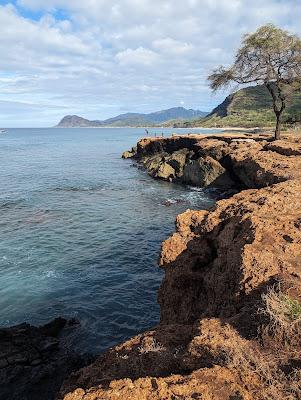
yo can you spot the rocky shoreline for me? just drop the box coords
[3,133,301,400]
[57,133,300,400]
[122,133,300,189]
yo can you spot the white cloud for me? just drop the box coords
[152,38,194,56]
[0,5,99,71]
[116,47,159,66]
[0,0,300,126]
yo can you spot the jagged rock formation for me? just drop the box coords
[59,134,301,400]
[122,136,233,187]
[123,134,301,189]
[121,146,137,159]
[0,318,89,400]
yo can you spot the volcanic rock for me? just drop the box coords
[60,134,301,400]
[0,318,88,400]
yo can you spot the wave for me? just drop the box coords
[161,197,186,207]
[161,186,218,208]
[0,198,27,210]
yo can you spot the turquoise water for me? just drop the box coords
[0,127,218,353]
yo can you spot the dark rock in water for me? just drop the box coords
[162,198,186,207]
[0,318,89,400]
[122,150,133,159]
[122,146,137,159]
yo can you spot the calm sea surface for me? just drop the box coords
[0,127,220,353]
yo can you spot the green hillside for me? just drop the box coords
[174,85,301,128]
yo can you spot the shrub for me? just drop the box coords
[138,338,166,354]
[226,284,301,399]
[261,284,301,347]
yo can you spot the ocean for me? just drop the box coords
[0,127,219,353]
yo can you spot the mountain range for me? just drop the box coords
[56,107,208,128]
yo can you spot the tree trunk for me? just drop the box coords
[266,83,285,141]
[275,113,281,140]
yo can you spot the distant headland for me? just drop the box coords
[55,107,207,128]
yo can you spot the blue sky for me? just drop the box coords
[0,0,300,127]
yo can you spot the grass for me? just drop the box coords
[261,284,301,347]
[282,295,301,321]
[227,343,301,400]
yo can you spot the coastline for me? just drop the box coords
[59,132,301,400]
[2,132,300,400]
[53,125,266,131]
[53,126,224,129]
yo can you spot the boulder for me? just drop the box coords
[143,154,166,175]
[143,153,178,181]
[182,156,230,187]
[121,146,137,159]
[165,148,191,177]
[121,150,133,159]
[155,162,175,180]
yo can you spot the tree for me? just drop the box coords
[208,24,301,140]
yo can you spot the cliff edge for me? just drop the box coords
[59,134,301,400]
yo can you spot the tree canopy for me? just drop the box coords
[208,24,301,139]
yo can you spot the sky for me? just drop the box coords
[0,0,300,127]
